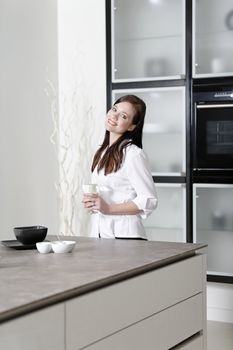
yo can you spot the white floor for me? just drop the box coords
[207,321,233,350]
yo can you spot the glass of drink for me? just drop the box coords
[82,184,99,213]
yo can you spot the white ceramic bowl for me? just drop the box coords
[36,242,52,254]
[51,240,76,253]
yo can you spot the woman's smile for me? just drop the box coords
[107,118,118,127]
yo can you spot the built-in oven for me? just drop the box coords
[192,85,233,181]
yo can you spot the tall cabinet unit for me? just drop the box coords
[192,0,233,283]
[108,0,187,243]
[107,0,233,283]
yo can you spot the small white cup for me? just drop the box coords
[51,240,76,253]
[36,242,52,254]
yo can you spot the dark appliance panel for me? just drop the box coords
[192,87,233,182]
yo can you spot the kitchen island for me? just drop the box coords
[0,236,207,350]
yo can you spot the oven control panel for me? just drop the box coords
[214,92,233,98]
[194,91,233,102]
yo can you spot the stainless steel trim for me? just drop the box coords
[193,168,233,171]
[197,104,233,109]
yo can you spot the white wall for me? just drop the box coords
[0,0,106,239]
[0,0,59,239]
[57,0,106,235]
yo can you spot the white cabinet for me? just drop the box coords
[112,0,185,81]
[0,304,65,350]
[193,184,233,277]
[112,87,186,176]
[111,1,187,245]
[84,295,203,350]
[193,0,233,77]
[66,254,206,350]
[144,183,186,242]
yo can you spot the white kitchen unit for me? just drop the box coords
[112,0,185,81]
[66,254,206,350]
[193,184,233,277]
[144,183,186,242]
[193,0,233,77]
[0,237,207,350]
[112,87,186,176]
[0,255,206,350]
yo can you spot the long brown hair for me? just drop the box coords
[91,95,146,175]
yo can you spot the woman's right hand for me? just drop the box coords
[82,193,110,214]
[82,193,98,211]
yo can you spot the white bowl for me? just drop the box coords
[36,242,52,254]
[51,240,76,253]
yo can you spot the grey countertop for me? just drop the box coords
[0,236,206,324]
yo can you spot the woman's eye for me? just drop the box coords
[112,106,117,111]
[121,114,127,119]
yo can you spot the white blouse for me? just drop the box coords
[91,144,158,239]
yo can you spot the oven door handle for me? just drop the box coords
[196,104,233,109]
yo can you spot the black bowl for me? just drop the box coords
[14,226,48,245]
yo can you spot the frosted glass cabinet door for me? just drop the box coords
[193,184,233,277]
[112,87,186,175]
[144,184,186,242]
[193,0,233,77]
[112,0,185,81]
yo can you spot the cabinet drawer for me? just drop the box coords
[84,294,203,350]
[66,255,204,350]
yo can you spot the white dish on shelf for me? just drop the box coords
[51,240,76,253]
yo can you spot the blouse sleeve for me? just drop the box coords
[126,149,158,219]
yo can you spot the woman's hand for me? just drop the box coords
[82,193,110,214]
[82,194,142,216]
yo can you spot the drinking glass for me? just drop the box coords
[82,183,99,214]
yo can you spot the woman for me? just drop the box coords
[83,95,157,239]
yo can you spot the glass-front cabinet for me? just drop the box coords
[144,183,186,242]
[108,0,233,282]
[193,0,233,77]
[193,184,233,277]
[112,0,185,81]
[112,87,186,176]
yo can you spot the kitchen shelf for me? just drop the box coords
[115,34,183,42]
[112,76,185,83]
[196,29,233,37]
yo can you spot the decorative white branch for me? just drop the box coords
[45,51,96,236]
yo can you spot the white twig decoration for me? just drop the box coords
[45,51,95,236]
